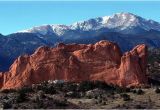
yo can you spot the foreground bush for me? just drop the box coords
[16,90,27,103]
[155,87,160,93]
[120,94,131,101]
[0,89,16,93]
[136,89,144,95]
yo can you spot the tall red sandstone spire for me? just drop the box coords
[0,40,148,89]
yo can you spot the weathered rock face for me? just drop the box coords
[0,40,148,89]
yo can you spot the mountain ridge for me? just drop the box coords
[17,12,160,36]
[0,12,160,71]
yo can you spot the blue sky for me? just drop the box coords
[0,1,160,35]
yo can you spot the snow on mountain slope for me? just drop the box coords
[51,25,70,36]
[18,12,160,36]
[19,25,54,35]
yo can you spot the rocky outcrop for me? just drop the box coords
[0,40,148,89]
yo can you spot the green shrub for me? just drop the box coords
[102,101,106,105]
[16,91,27,103]
[125,88,131,92]
[38,91,46,99]
[67,84,77,92]
[43,86,56,94]
[65,91,80,98]
[16,87,33,103]
[98,95,102,99]
[135,104,145,109]
[87,95,92,99]
[1,89,16,93]
[132,89,137,94]
[94,96,98,99]
[1,102,12,109]
[54,83,64,91]
[17,86,33,93]
[120,93,131,101]
[78,101,82,104]
[35,85,56,94]
[136,89,144,95]
[94,81,112,90]
[78,81,95,91]
[98,99,102,103]
[36,98,43,108]
[54,100,68,107]
[155,87,160,93]
[95,101,98,104]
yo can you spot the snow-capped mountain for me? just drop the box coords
[1,12,160,71]
[18,12,160,36]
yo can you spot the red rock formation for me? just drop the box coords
[0,40,148,89]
